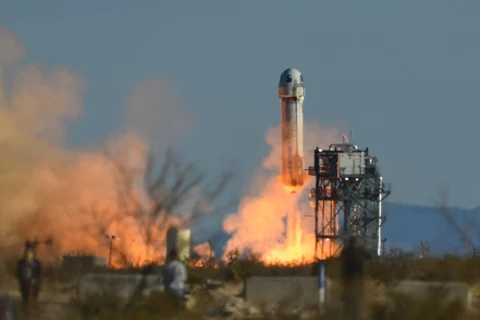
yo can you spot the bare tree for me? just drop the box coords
[74,145,234,270]
[104,146,234,312]
[436,185,478,256]
[69,145,234,311]
[103,146,234,265]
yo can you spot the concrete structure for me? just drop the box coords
[63,255,106,271]
[244,276,471,308]
[166,227,191,262]
[77,273,163,301]
[244,277,319,306]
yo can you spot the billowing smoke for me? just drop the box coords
[221,119,347,264]
[0,28,198,264]
[0,28,26,66]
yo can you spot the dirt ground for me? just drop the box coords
[0,276,73,319]
[2,275,480,319]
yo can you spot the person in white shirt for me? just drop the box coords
[162,249,187,300]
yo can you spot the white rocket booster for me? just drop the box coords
[278,68,306,188]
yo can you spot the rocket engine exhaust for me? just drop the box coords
[278,68,307,191]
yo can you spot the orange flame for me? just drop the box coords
[217,121,346,265]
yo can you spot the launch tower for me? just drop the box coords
[308,143,391,259]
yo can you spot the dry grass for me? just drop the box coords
[2,251,480,319]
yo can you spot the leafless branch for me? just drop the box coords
[435,185,475,256]
[103,144,235,262]
[188,165,237,224]
[103,146,235,312]
[70,143,236,312]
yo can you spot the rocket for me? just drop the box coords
[278,68,306,189]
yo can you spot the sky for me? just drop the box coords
[1,0,479,208]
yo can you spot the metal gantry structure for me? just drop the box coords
[308,144,391,259]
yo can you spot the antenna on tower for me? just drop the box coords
[350,127,353,143]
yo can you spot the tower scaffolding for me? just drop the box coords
[308,144,391,259]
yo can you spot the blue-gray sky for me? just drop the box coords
[2,0,479,208]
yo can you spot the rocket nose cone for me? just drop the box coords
[281,68,301,76]
[279,68,303,87]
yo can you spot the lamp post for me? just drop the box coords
[106,234,118,267]
[129,239,135,267]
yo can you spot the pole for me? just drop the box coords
[107,235,115,267]
[109,239,113,267]
[314,147,320,260]
[208,240,213,260]
[129,239,135,266]
[381,238,387,258]
[376,176,383,257]
[318,260,326,307]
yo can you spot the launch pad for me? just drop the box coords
[275,68,391,260]
[308,143,391,259]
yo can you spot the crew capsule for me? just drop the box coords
[278,68,305,99]
[278,68,306,189]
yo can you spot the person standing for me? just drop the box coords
[15,241,42,310]
[162,249,187,304]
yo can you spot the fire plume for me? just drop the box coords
[222,121,346,265]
